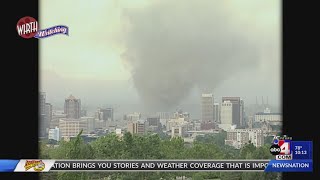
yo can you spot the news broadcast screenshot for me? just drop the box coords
[1,0,317,180]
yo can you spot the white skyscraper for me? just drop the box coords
[48,126,60,141]
[225,129,264,149]
[219,100,234,131]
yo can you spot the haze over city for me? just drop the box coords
[40,0,280,117]
[38,2,284,178]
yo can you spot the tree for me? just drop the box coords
[220,172,242,180]
[252,145,273,159]
[195,131,227,147]
[91,133,125,159]
[40,132,279,180]
[160,137,185,159]
[264,136,275,145]
[240,143,256,159]
[39,141,50,159]
[56,130,93,180]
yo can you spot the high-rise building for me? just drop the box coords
[225,129,264,149]
[201,94,215,129]
[124,112,141,121]
[97,108,114,121]
[127,120,146,135]
[240,99,245,127]
[222,97,243,127]
[81,117,95,133]
[146,116,161,132]
[42,103,53,138]
[213,103,220,124]
[157,112,171,127]
[39,92,47,138]
[219,100,233,130]
[64,95,81,119]
[157,112,170,119]
[59,118,88,140]
[95,119,107,129]
[48,126,60,141]
[50,111,66,129]
[39,92,46,115]
[45,103,52,122]
[147,116,160,127]
[254,111,282,125]
[96,108,113,121]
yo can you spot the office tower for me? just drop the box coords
[157,112,170,126]
[222,97,242,127]
[81,117,95,133]
[39,92,47,138]
[225,129,264,149]
[103,108,112,121]
[213,103,220,124]
[45,103,52,122]
[64,95,81,119]
[254,109,282,125]
[40,92,46,115]
[127,120,146,135]
[97,108,114,121]
[59,118,88,140]
[48,127,60,141]
[147,116,160,127]
[124,112,141,121]
[220,100,233,125]
[240,99,244,127]
[201,93,215,130]
[50,111,66,129]
[157,112,170,119]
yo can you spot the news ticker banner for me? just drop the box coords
[0,159,312,172]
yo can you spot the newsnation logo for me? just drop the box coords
[270,135,293,160]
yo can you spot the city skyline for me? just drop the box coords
[41,90,281,146]
[42,92,279,121]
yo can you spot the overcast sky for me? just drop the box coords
[40,0,281,114]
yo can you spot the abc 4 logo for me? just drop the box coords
[270,140,291,155]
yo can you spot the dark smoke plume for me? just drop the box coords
[121,1,260,111]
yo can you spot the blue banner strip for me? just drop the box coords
[0,160,19,172]
[34,25,69,38]
[265,159,312,172]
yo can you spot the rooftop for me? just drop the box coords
[66,94,77,100]
[255,112,282,115]
[202,94,213,97]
